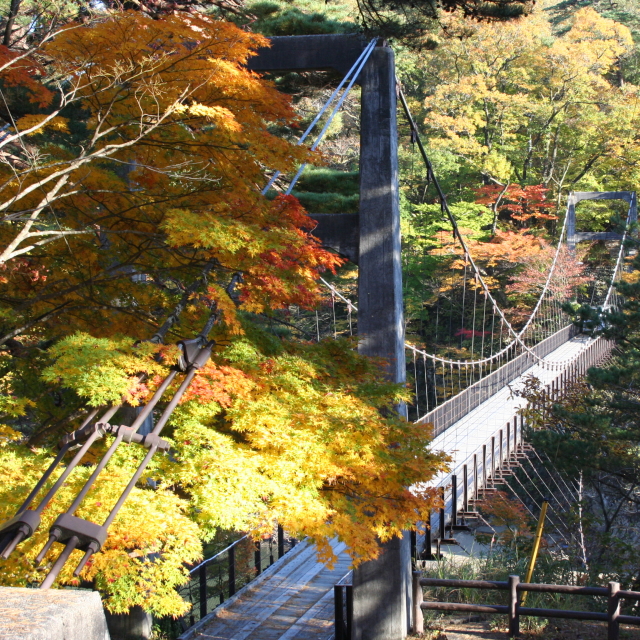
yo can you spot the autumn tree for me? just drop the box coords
[0,9,449,617]
[410,7,636,194]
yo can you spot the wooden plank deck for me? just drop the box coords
[183,539,351,640]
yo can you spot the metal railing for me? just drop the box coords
[334,571,353,640]
[415,325,579,436]
[178,526,296,628]
[412,574,640,640]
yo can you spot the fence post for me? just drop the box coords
[439,486,446,539]
[229,543,236,597]
[255,539,262,575]
[199,564,207,620]
[335,585,345,640]
[278,524,284,559]
[608,581,620,640]
[412,571,424,634]
[506,422,511,461]
[508,574,520,637]
[499,429,503,473]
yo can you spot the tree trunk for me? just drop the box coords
[3,0,21,47]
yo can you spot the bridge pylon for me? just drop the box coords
[249,35,411,640]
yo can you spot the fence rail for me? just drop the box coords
[412,574,640,640]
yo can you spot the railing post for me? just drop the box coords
[255,539,262,575]
[473,454,478,504]
[410,529,417,563]
[229,543,236,597]
[508,574,520,637]
[608,581,620,640]
[346,584,353,640]
[199,564,207,620]
[335,585,345,640]
[491,436,496,485]
[412,571,424,634]
[439,486,446,538]
[482,444,487,492]
[463,464,469,513]
[278,524,284,558]
[499,429,503,473]
[423,510,434,560]
[451,474,458,528]
[506,422,511,461]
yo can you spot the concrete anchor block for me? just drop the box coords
[0,586,110,640]
[105,606,152,640]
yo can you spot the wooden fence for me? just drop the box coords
[412,573,640,640]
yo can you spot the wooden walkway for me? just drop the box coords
[181,539,351,640]
[179,335,605,640]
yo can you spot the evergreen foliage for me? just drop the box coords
[514,229,640,583]
[291,168,360,213]
[246,0,356,35]
[357,0,534,44]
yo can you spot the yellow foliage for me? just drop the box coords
[16,115,70,135]
[0,444,201,615]
[419,6,636,186]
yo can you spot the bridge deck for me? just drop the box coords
[429,333,591,488]
[183,539,351,640]
[182,334,592,640]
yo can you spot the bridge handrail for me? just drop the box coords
[176,526,297,631]
[188,534,250,574]
[395,87,633,369]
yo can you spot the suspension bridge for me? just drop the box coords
[0,34,635,640]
